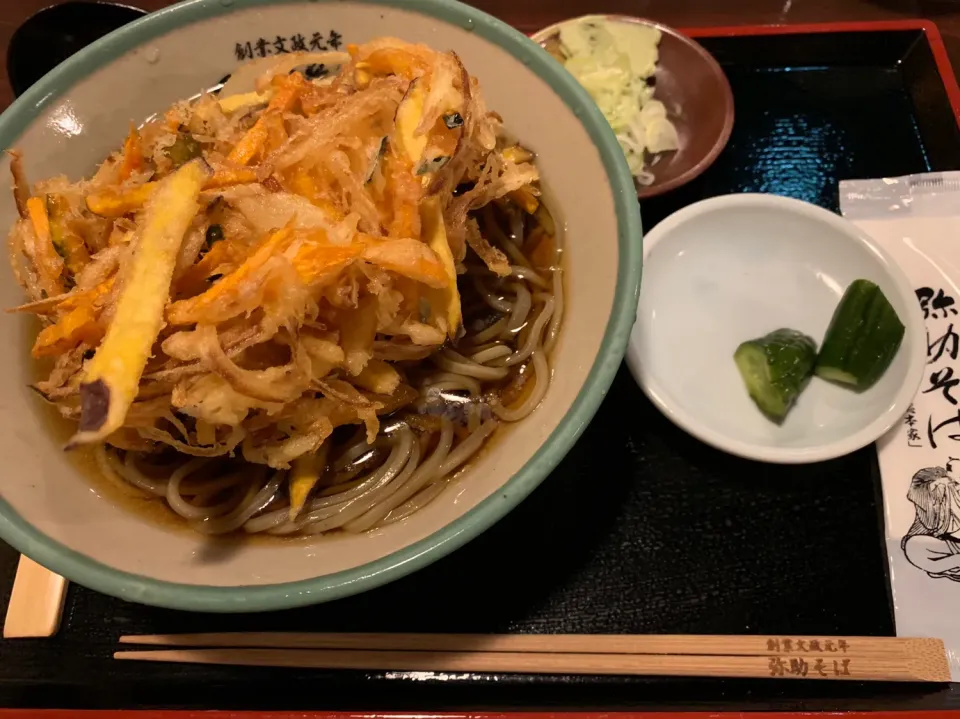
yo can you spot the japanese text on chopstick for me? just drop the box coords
[765,637,853,678]
[767,657,852,677]
[766,638,849,653]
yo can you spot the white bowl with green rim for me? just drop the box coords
[0,0,642,610]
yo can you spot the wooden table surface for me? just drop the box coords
[2,0,960,110]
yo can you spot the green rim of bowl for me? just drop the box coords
[0,0,642,612]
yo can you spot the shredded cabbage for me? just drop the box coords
[558,19,680,184]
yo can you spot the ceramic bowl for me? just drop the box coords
[626,194,926,464]
[0,0,642,611]
[530,15,734,199]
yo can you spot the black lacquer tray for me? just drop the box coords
[2,19,960,713]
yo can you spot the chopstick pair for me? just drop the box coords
[116,632,951,681]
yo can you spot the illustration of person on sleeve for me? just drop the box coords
[902,460,960,581]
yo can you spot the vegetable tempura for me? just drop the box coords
[7,38,563,537]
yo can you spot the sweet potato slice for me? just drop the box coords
[420,196,460,337]
[205,168,259,190]
[69,158,212,446]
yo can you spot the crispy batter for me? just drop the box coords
[10,39,544,469]
[340,294,379,375]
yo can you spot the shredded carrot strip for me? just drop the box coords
[32,303,102,357]
[226,73,306,166]
[225,122,270,167]
[57,278,114,312]
[118,124,143,181]
[166,228,294,324]
[85,184,155,217]
[292,240,364,285]
[262,112,289,157]
[205,168,258,189]
[175,241,234,297]
[289,169,346,220]
[363,48,429,79]
[26,196,64,296]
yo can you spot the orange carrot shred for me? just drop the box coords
[227,73,306,166]
[166,228,295,325]
[118,124,143,181]
[26,196,64,296]
[32,303,102,357]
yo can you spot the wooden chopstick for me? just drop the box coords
[117,632,930,656]
[115,634,950,681]
[3,556,67,639]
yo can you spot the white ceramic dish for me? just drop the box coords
[0,0,642,611]
[626,193,926,464]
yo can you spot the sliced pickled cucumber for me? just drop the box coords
[734,328,817,421]
[815,279,905,390]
